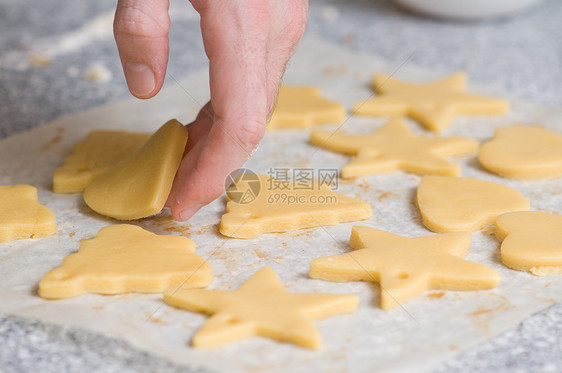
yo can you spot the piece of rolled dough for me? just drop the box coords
[83,119,187,220]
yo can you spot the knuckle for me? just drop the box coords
[233,119,266,149]
[113,1,169,39]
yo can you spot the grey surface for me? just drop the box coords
[0,0,561,371]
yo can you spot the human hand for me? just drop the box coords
[114,0,308,220]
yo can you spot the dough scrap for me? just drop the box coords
[353,72,509,132]
[310,226,500,310]
[417,176,530,233]
[38,224,212,299]
[0,185,57,243]
[83,119,187,220]
[496,211,562,275]
[220,174,372,238]
[53,130,150,193]
[164,266,359,349]
[310,117,478,178]
[478,125,562,180]
[267,86,347,129]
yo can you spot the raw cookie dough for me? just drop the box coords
[0,185,57,243]
[83,119,187,220]
[310,117,478,178]
[496,211,562,276]
[416,176,530,232]
[352,72,509,132]
[164,266,359,349]
[478,125,562,180]
[53,130,150,193]
[310,226,501,310]
[220,174,372,238]
[267,86,347,129]
[38,224,212,299]
[417,176,530,233]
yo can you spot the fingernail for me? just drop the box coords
[178,205,202,222]
[124,62,155,97]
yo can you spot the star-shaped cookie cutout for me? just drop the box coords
[417,176,530,232]
[479,125,562,180]
[164,266,359,349]
[0,185,57,243]
[267,86,347,129]
[220,174,372,238]
[496,211,562,276]
[53,130,150,193]
[310,117,478,178]
[83,119,187,220]
[38,224,212,299]
[310,226,500,310]
[353,72,509,132]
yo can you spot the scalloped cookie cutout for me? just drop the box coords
[83,119,187,220]
[496,211,562,276]
[53,130,150,193]
[38,224,212,299]
[267,86,346,129]
[353,72,509,132]
[478,125,562,180]
[310,117,477,178]
[220,174,372,238]
[310,226,500,310]
[164,266,359,349]
[417,176,530,232]
[0,185,57,243]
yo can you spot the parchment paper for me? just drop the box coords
[0,37,560,373]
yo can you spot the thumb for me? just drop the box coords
[113,0,170,99]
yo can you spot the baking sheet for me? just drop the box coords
[0,37,561,373]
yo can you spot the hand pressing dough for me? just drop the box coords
[267,86,347,129]
[53,130,150,193]
[353,72,509,132]
[478,125,562,180]
[0,185,57,243]
[310,226,500,310]
[38,224,212,299]
[417,176,530,232]
[496,211,562,276]
[83,119,187,220]
[164,266,359,349]
[310,117,478,178]
[220,174,372,238]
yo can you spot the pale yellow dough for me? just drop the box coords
[38,224,212,299]
[417,176,530,233]
[53,130,150,193]
[220,174,372,238]
[164,266,359,349]
[496,211,562,275]
[310,226,500,310]
[478,125,562,180]
[0,185,57,243]
[267,86,347,129]
[353,72,509,132]
[83,119,187,220]
[310,117,478,178]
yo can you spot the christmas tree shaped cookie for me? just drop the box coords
[53,130,150,193]
[353,72,509,132]
[39,224,212,299]
[310,117,478,178]
[0,185,57,243]
[267,86,346,129]
[479,125,562,180]
[83,119,187,220]
[310,226,500,310]
[417,176,530,232]
[164,266,359,349]
[220,174,372,238]
[496,211,562,276]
